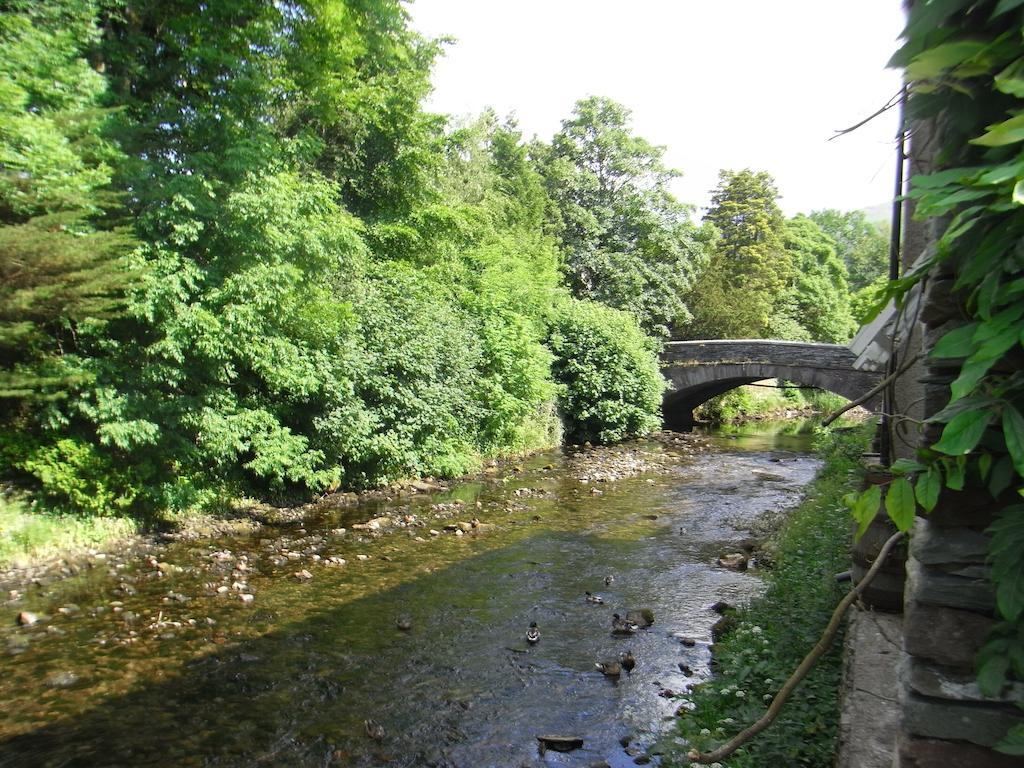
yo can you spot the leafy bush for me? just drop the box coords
[546,298,664,443]
[0,432,142,516]
[696,388,757,424]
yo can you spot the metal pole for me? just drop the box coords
[880,84,908,467]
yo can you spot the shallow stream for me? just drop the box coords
[0,422,822,767]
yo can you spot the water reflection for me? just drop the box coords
[0,426,821,767]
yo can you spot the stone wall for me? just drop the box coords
[892,123,1024,766]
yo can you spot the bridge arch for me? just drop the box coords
[660,340,882,430]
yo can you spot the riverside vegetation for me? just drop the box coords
[669,424,871,766]
[0,1,888,560]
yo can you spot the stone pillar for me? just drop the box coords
[893,121,1024,765]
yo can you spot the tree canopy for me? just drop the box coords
[539,96,710,338]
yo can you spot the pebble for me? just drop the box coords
[16,611,39,626]
[238,593,255,605]
[294,569,313,581]
[44,671,79,689]
[356,554,370,561]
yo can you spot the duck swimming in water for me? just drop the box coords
[604,574,615,587]
[585,591,604,604]
[619,650,636,672]
[595,660,622,678]
[526,621,541,644]
[611,613,639,635]
[364,719,385,741]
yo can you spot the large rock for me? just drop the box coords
[904,602,993,669]
[902,690,1023,747]
[897,733,1024,768]
[912,519,990,565]
[906,556,995,613]
[907,657,1024,704]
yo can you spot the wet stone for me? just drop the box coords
[45,671,79,689]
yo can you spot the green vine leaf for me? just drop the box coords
[976,155,1024,185]
[945,456,967,491]
[885,477,917,531]
[993,0,1024,18]
[846,484,882,540]
[907,38,1003,80]
[915,466,942,512]
[1003,406,1024,476]
[933,408,994,455]
[971,113,1024,147]
[891,458,926,474]
[1014,179,1024,205]
[977,650,1011,697]
[990,455,1016,497]
[995,723,1024,756]
[931,322,980,358]
[988,505,1024,622]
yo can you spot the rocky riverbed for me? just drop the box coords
[0,424,820,768]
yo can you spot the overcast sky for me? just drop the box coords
[410,1,907,217]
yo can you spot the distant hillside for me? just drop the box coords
[860,202,893,226]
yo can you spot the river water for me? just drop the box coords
[0,423,821,768]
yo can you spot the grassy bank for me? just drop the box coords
[696,382,848,424]
[0,493,139,570]
[667,423,872,766]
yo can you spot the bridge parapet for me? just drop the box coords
[660,339,881,429]
[662,340,861,370]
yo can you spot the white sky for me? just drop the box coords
[410,0,906,217]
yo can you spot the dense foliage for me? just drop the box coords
[0,0,134,400]
[683,170,855,343]
[539,96,712,338]
[0,0,893,528]
[0,0,681,520]
[547,298,665,444]
[844,0,1024,753]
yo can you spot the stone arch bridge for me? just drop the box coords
[661,340,882,429]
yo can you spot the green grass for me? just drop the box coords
[0,493,138,569]
[695,382,849,424]
[665,423,872,766]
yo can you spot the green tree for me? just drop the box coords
[685,169,790,339]
[0,0,133,401]
[60,0,416,506]
[807,208,888,292]
[778,215,855,343]
[539,96,709,337]
[546,298,664,444]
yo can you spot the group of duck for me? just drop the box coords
[525,574,650,679]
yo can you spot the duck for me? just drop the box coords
[395,616,412,632]
[364,719,385,741]
[619,650,636,672]
[585,591,604,604]
[526,621,541,644]
[604,574,615,587]
[595,660,622,678]
[611,613,639,635]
